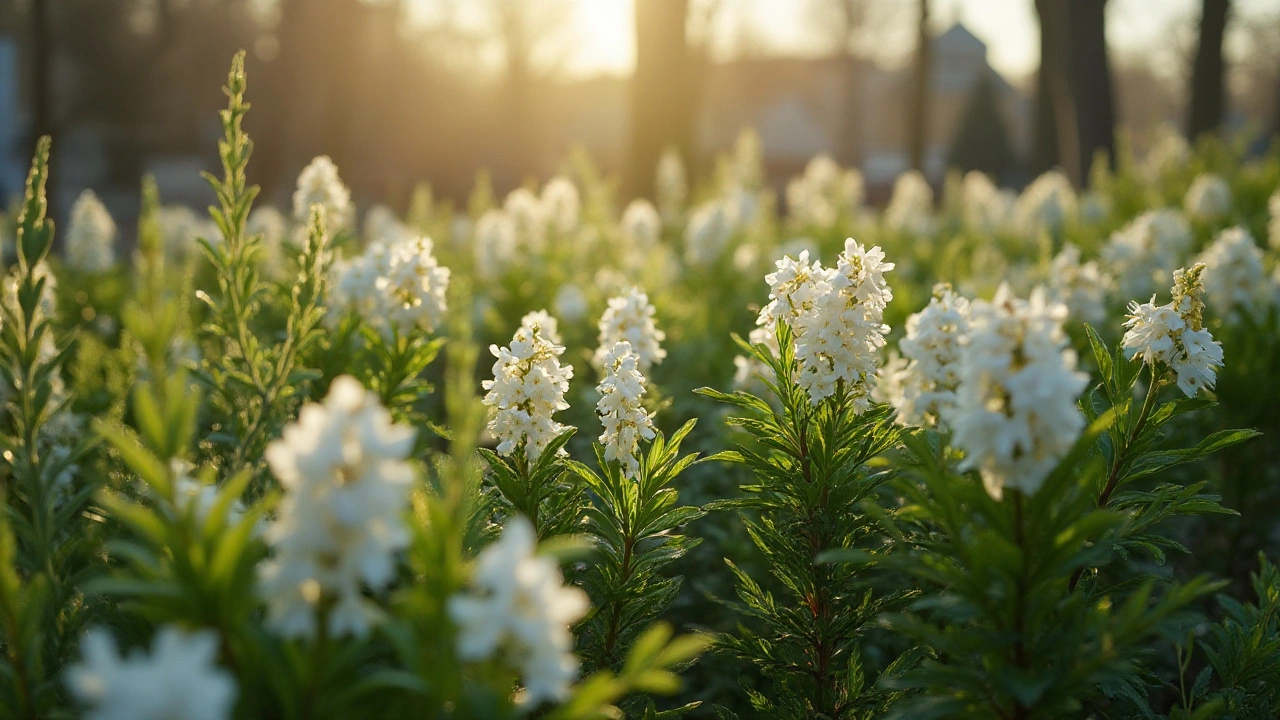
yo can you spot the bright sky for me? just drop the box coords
[409,0,1279,81]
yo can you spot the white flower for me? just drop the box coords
[1049,243,1111,324]
[1183,173,1232,221]
[379,235,450,336]
[763,240,894,408]
[656,148,688,223]
[593,287,666,373]
[327,240,390,328]
[363,204,411,246]
[1197,226,1267,322]
[505,188,549,253]
[541,177,580,235]
[65,190,117,273]
[1013,170,1076,237]
[293,156,353,229]
[883,170,934,236]
[1123,263,1223,397]
[1141,123,1189,180]
[520,309,562,345]
[553,283,588,323]
[1079,191,1112,225]
[474,209,517,279]
[259,376,416,639]
[621,199,661,249]
[872,350,909,407]
[67,627,236,720]
[889,284,970,428]
[483,323,575,462]
[786,155,862,229]
[961,171,1014,234]
[684,201,733,267]
[596,341,656,478]
[1102,209,1192,299]
[949,285,1088,499]
[158,206,217,263]
[448,517,589,705]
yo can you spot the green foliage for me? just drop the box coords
[698,323,914,719]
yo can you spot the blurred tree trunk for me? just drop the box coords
[1033,0,1060,174]
[1188,0,1231,140]
[908,0,931,172]
[30,0,53,148]
[628,0,694,199]
[1034,0,1081,185]
[1067,0,1114,177]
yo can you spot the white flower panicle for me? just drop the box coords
[1142,123,1190,180]
[483,323,576,462]
[1102,209,1192,299]
[259,376,416,639]
[66,190,117,273]
[1183,173,1232,221]
[1049,243,1111,324]
[889,284,970,428]
[621,199,662,249]
[474,209,518,278]
[1013,170,1076,236]
[293,155,353,229]
[554,283,589,323]
[785,155,863,229]
[883,170,934,236]
[684,200,733,267]
[949,286,1088,500]
[1123,263,1223,397]
[961,171,1014,233]
[1197,226,1267,322]
[158,205,217,262]
[541,176,581,235]
[520,309,562,345]
[67,627,236,720]
[379,234,451,335]
[505,187,550,253]
[363,204,411,246]
[594,287,666,373]
[448,516,590,705]
[596,341,657,478]
[762,240,894,408]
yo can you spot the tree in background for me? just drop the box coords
[1189,0,1232,140]
[1033,0,1113,187]
[628,0,697,199]
[908,0,931,172]
[947,72,1016,181]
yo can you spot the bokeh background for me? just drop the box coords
[0,0,1277,226]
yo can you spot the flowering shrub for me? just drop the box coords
[0,52,1277,719]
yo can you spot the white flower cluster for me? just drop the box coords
[950,286,1088,500]
[1049,243,1111,324]
[328,233,450,337]
[474,209,518,278]
[785,155,863,229]
[886,284,970,428]
[1197,226,1268,322]
[505,187,550,252]
[596,341,657,478]
[259,376,416,639]
[621,199,662,250]
[67,627,236,720]
[883,170,934,236]
[541,176,581,236]
[684,189,757,267]
[1183,173,1232,221]
[593,287,666,373]
[760,239,894,408]
[1013,170,1076,237]
[1102,209,1192,299]
[1141,123,1190,180]
[1122,263,1223,397]
[363,204,412,247]
[483,323,575,462]
[520,309,562,344]
[554,283,589,323]
[961,171,1014,234]
[159,205,218,263]
[448,517,589,705]
[66,190,117,273]
[293,155,353,229]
